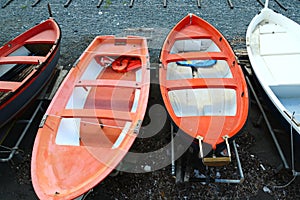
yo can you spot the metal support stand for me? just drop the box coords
[197,0,201,8]
[171,123,175,177]
[129,0,134,7]
[0,101,44,162]
[214,141,244,184]
[31,0,41,7]
[274,0,287,11]
[176,140,244,184]
[256,0,264,7]
[2,0,14,8]
[163,0,167,8]
[227,0,233,9]
[197,135,231,167]
[64,0,72,7]
[245,76,289,169]
[290,113,300,177]
[0,66,66,162]
[97,0,103,8]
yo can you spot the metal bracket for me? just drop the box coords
[198,135,231,167]
[0,101,44,162]
[176,139,244,184]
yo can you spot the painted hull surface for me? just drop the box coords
[31,36,150,199]
[160,14,249,151]
[0,18,61,127]
[246,8,300,136]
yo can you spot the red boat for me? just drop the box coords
[159,14,249,166]
[0,18,61,127]
[31,36,150,199]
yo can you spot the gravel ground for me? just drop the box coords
[1,0,300,199]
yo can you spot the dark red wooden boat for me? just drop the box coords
[0,18,61,127]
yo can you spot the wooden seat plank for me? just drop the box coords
[0,56,46,65]
[164,78,237,90]
[166,52,227,63]
[59,109,133,121]
[0,81,22,92]
[75,79,141,88]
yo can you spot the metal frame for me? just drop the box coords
[0,101,44,162]
[0,66,66,162]
[239,50,299,176]
[245,75,289,169]
[214,140,244,184]
[171,122,244,184]
[290,113,300,177]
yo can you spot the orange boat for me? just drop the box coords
[31,36,150,199]
[159,14,248,166]
[0,18,60,127]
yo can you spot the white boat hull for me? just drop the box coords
[246,8,300,135]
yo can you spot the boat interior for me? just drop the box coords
[255,23,300,85]
[55,54,143,148]
[0,44,53,103]
[271,85,300,126]
[251,21,300,126]
[0,44,53,81]
[166,38,237,117]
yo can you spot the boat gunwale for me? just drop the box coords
[31,35,150,200]
[0,18,61,110]
[159,13,249,149]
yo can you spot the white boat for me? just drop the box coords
[246,0,300,135]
